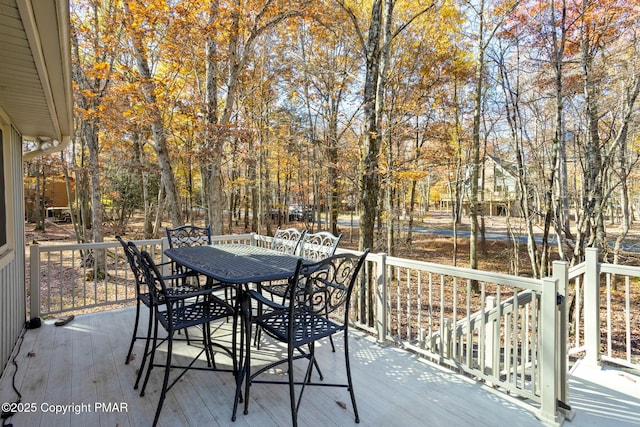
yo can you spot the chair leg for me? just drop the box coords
[126,299,142,364]
[134,306,154,390]
[344,332,360,423]
[329,334,336,352]
[152,332,174,427]
[253,283,263,349]
[140,318,159,397]
[288,344,299,427]
[204,322,217,369]
[231,312,245,421]
[231,306,239,376]
[242,315,252,416]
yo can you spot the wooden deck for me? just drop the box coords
[0,307,637,426]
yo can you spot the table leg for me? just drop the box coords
[232,290,251,421]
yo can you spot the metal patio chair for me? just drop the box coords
[166,224,233,302]
[136,245,237,427]
[117,236,195,387]
[233,250,369,427]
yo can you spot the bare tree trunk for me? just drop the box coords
[497,43,541,277]
[202,1,225,234]
[386,138,394,256]
[131,132,153,239]
[451,79,464,266]
[153,185,165,238]
[612,72,640,264]
[84,122,104,244]
[469,0,486,277]
[358,0,384,253]
[248,140,258,232]
[61,150,82,243]
[538,0,568,276]
[124,1,182,228]
[33,162,44,231]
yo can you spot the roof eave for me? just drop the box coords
[18,0,73,160]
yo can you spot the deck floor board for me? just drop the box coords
[1,307,635,426]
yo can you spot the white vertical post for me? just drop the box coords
[553,260,572,417]
[29,243,41,318]
[376,253,387,343]
[538,277,560,425]
[485,296,496,377]
[443,318,452,359]
[584,247,600,367]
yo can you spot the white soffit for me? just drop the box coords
[0,0,73,159]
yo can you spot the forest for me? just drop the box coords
[22,0,640,280]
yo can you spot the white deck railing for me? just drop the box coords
[30,235,639,425]
[566,248,640,371]
[28,234,257,316]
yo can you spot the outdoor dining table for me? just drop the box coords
[164,242,302,411]
[164,243,301,286]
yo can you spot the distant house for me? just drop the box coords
[439,155,522,217]
[0,1,73,375]
[24,174,76,222]
[482,155,521,216]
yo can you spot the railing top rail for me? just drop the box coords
[600,262,640,276]
[34,239,165,252]
[210,233,254,242]
[384,254,545,291]
[35,234,257,253]
[568,262,586,279]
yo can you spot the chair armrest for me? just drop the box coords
[164,286,220,303]
[162,259,200,276]
[160,272,192,282]
[156,260,176,268]
[246,289,287,311]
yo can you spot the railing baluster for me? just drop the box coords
[626,275,631,364]
[465,278,472,368]
[606,272,612,358]
[428,272,433,349]
[439,274,445,358]
[406,267,411,341]
[417,269,422,345]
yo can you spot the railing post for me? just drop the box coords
[250,232,257,246]
[375,253,387,343]
[29,242,41,318]
[553,260,573,420]
[584,247,600,367]
[538,276,560,425]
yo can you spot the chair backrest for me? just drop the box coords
[116,235,146,294]
[136,246,171,307]
[298,231,343,262]
[271,227,305,255]
[166,225,212,248]
[288,250,369,321]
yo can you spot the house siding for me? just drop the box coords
[0,125,26,376]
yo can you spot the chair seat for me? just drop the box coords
[156,298,234,331]
[257,310,344,347]
[259,282,288,298]
[143,284,201,306]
